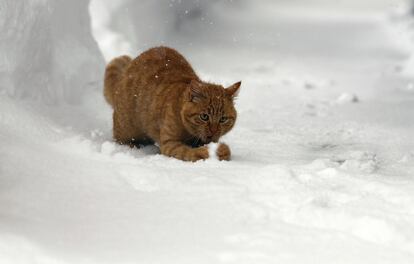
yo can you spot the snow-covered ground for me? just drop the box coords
[1,0,414,263]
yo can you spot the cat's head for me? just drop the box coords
[181,80,241,144]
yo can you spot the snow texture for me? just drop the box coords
[1,0,414,263]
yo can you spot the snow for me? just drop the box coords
[207,143,220,160]
[1,0,414,263]
[0,0,104,104]
[336,93,359,104]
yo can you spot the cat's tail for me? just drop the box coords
[104,55,132,106]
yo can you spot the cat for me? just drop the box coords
[104,46,241,162]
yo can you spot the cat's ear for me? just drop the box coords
[225,81,241,99]
[188,80,205,102]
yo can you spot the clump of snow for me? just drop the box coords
[336,93,359,104]
[338,151,378,173]
[307,151,378,174]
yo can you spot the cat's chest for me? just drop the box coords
[183,136,205,148]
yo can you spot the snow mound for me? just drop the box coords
[0,0,105,104]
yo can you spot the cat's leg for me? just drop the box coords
[113,111,130,144]
[159,130,209,161]
[160,140,209,161]
[113,111,148,148]
[113,127,137,148]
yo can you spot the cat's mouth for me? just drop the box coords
[204,136,219,144]
[190,134,218,146]
[194,136,212,145]
[187,136,210,148]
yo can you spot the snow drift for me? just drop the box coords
[0,0,104,104]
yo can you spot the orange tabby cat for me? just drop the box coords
[104,46,241,161]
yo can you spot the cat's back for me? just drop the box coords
[128,46,198,86]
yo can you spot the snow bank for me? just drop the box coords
[385,0,414,79]
[0,0,105,104]
[89,0,245,61]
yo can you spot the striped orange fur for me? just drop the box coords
[103,47,241,161]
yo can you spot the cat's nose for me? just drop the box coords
[209,125,218,135]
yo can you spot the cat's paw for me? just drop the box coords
[216,143,231,161]
[190,146,209,162]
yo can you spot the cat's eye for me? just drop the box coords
[219,116,228,123]
[200,113,209,121]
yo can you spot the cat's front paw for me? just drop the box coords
[216,143,231,161]
[189,146,209,162]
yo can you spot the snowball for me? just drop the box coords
[207,143,220,160]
